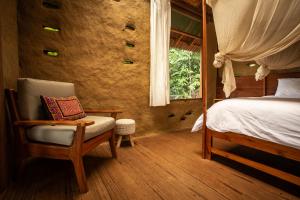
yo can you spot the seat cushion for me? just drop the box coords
[17,78,75,120]
[26,116,115,146]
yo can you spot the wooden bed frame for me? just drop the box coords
[201,0,300,186]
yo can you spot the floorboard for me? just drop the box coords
[1,131,299,200]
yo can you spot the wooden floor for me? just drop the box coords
[1,131,300,200]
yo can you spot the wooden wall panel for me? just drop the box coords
[216,76,264,99]
[0,6,4,192]
[216,72,300,99]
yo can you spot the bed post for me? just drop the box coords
[201,0,209,159]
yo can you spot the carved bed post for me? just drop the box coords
[201,0,208,159]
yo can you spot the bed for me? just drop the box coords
[195,76,300,186]
[200,0,300,186]
[192,96,300,150]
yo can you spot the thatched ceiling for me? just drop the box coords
[170,0,213,52]
[170,1,202,52]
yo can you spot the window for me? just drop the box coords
[169,48,201,100]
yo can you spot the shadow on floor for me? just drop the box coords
[212,145,300,197]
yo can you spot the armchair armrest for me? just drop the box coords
[84,109,123,119]
[14,120,95,127]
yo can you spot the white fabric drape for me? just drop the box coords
[208,0,300,97]
[150,0,171,106]
[255,41,300,80]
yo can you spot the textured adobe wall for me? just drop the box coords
[0,0,19,190]
[1,0,19,89]
[18,0,217,135]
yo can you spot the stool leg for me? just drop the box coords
[129,135,135,147]
[117,135,122,148]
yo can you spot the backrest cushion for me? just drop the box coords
[17,78,76,120]
[41,96,86,120]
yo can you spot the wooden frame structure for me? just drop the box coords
[5,89,122,193]
[201,0,300,186]
[170,28,202,52]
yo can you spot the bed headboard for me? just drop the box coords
[216,76,264,98]
[216,72,300,98]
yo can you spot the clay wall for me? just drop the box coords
[18,0,217,135]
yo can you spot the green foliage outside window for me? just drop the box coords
[169,48,201,100]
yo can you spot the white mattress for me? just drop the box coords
[192,97,300,149]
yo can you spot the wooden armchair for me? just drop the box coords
[6,78,122,193]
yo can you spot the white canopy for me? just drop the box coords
[208,0,300,97]
[255,41,300,80]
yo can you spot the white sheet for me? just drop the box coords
[192,97,300,149]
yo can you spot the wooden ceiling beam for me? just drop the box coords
[190,38,196,46]
[171,0,213,23]
[171,1,201,22]
[175,35,184,46]
[184,20,194,32]
[171,28,201,40]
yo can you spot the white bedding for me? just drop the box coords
[192,97,300,149]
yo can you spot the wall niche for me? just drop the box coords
[43,25,60,32]
[43,49,59,57]
[123,58,134,64]
[42,0,62,9]
[124,22,136,31]
[126,41,135,48]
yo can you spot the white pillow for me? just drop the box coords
[275,78,300,98]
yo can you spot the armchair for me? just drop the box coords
[6,78,122,193]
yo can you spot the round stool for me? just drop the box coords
[116,119,135,147]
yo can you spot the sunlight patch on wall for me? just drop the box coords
[43,26,60,32]
[43,49,59,57]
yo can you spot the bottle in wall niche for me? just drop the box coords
[126,41,135,48]
[43,25,60,32]
[43,49,59,57]
[42,0,61,9]
[123,58,134,64]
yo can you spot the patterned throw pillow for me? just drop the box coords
[41,96,86,120]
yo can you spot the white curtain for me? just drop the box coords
[208,0,300,97]
[150,0,171,106]
[255,41,300,80]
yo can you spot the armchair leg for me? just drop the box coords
[109,131,117,158]
[72,156,88,193]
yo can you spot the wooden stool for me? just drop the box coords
[116,119,135,147]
